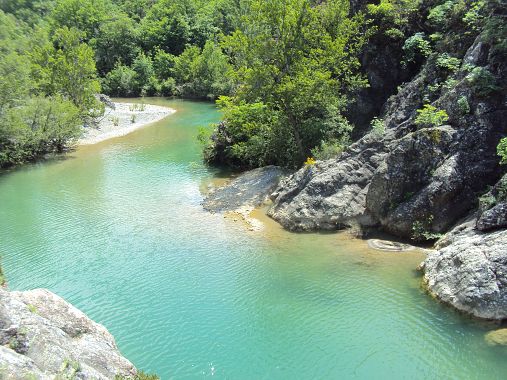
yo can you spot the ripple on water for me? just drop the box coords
[0,99,506,379]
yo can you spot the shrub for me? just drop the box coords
[463,0,486,32]
[457,96,470,114]
[311,139,346,161]
[403,33,432,64]
[435,53,461,73]
[427,1,455,29]
[102,64,137,97]
[498,137,507,164]
[412,215,443,241]
[160,78,176,96]
[370,117,385,137]
[466,67,499,96]
[414,105,449,128]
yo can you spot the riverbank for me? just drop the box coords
[79,102,176,145]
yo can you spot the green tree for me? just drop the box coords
[174,41,233,99]
[414,104,449,128]
[101,62,137,97]
[94,12,140,74]
[30,26,102,116]
[139,0,193,55]
[50,0,114,39]
[0,96,81,167]
[206,0,369,168]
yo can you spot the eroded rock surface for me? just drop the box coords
[203,166,285,212]
[0,288,136,379]
[422,217,507,320]
[268,35,507,240]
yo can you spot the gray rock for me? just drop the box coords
[422,219,507,320]
[0,288,136,379]
[203,166,285,212]
[95,94,115,110]
[477,203,507,232]
[267,133,384,231]
[268,34,507,239]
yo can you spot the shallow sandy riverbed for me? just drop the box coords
[79,102,175,145]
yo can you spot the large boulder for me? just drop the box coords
[0,288,136,379]
[422,218,507,320]
[267,133,384,230]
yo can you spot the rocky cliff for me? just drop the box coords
[267,2,507,319]
[268,34,506,238]
[0,288,137,379]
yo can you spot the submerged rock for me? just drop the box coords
[422,219,507,320]
[203,166,285,212]
[485,328,507,346]
[367,239,416,252]
[0,288,136,379]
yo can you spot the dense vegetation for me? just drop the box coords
[0,0,505,170]
[0,10,102,167]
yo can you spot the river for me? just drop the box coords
[0,99,505,379]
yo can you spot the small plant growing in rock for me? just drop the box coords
[414,105,449,128]
[110,116,120,127]
[424,128,442,144]
[370,117,385,137]
[457,96,470,115]
[0,258,5,286]
[466,67,499,96]
[479,191,496,211]
[115,372,160,380]
[403,33,432,64]
[412,215,443,241]
[311,140,345,161]
[498,137,507,164]
[8,337,19,350]
[58,358,81,379]
[27,304,38,314]
[436,54,461,73]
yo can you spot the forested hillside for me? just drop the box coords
[0,0,505,170]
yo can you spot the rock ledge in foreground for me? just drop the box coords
[0,288,136,379]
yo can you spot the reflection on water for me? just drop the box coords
[0,99,505,379]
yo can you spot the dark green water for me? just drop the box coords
[0,99,505,379]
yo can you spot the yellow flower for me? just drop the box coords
[304,157,316,166]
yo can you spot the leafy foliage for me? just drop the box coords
[403,33,432,64]
[414,105,449,128]
[0,9,100,168]
[412,215,443,242]
[498,137,507,165]
[203,0,368,168]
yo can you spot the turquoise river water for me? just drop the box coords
[0,99,505,379]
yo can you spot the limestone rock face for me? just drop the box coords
[268,34,507,239]
[477,203,507,232]
[422,219,507,320]
[0,288,136,379]
[267,133,383,230]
